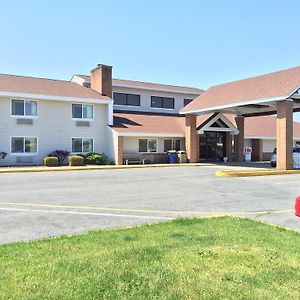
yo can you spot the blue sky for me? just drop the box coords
[1,0,300,119]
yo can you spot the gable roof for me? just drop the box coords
[0,73,111,101]
[112,111,300,139]
[197,113,239,135]
[181,66,300,114]
[74,75,203,95]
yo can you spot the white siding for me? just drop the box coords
[112,86,199,114]
[0,97,113,165]
[262,140,276,153]
[262,139,300,153]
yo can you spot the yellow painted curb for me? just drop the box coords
[0,163,213,174]
[216,169,300,177]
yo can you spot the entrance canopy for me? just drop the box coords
[180,66,300,117]
[181,66,300,170]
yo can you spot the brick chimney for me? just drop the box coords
[90,64,112,98]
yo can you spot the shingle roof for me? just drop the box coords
[244,115,300,138]
[112,112,300,139]
[0,73,111,100]
[75,75,203,95]
[181,66,300,113]
[112,112,186,136]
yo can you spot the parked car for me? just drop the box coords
[270,147,300,168]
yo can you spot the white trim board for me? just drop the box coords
[197,113,239,135]
[180,95,288,115]
[0,92,112,105]
[245,136,300,140]
[110,128,184,138]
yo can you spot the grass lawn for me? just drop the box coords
[1,217,300,299]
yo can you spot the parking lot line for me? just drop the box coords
[274,181,300,185]
[0,207,174,220]
[0,201,293,216]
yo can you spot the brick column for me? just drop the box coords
[185,114,199,163]
[225,133,233,161]
[276,100,293,170]
[116,136,124,165]
[251,139,263,161]
[234,116,245,162]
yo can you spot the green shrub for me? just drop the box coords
[43,156,59,167]
[48,150,70,165]
[68,155,84,166]
[83,152,112,165]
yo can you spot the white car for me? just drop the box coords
[270,147,300,168]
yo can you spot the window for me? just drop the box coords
[72,104,93,119]
[184,99,193,107]
[151,96,174,109]
[113,92,140,106]
[139,139,147,152]
[139,139,157,152]
[151,96,162,108]
[11,137,37,154]
[164,139,172,152]
[72,138,94,153]
[164,139,181,152]
[12,99,37,117]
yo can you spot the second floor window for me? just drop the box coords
[184,99,193,107]
[72,104,93,120]
[12,99,37,117]
[151,96,174,109]
[113,92,140,106]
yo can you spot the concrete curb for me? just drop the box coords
[0,163,213,174]
[216,169,300,177]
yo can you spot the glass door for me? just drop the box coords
[199,132,226,161]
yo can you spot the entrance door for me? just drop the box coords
[199,132,226,161]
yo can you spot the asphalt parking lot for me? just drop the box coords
[0,165,299,244]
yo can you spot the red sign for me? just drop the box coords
[295,197,300,217]
[244,147,252,153]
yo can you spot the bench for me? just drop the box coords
[124,154,146,165]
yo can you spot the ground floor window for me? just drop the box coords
[11,137,38,154]
[72,138,94,153]
[139,139,157,153]
[164,139,181,152]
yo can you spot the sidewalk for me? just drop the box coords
[0,163,211,174]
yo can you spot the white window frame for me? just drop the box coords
[71,103,94,121]
[164,139,181,152]
[10,136,38,155]
[11,99,38,118]
[138,138,158,153]
[71,137,94,154]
